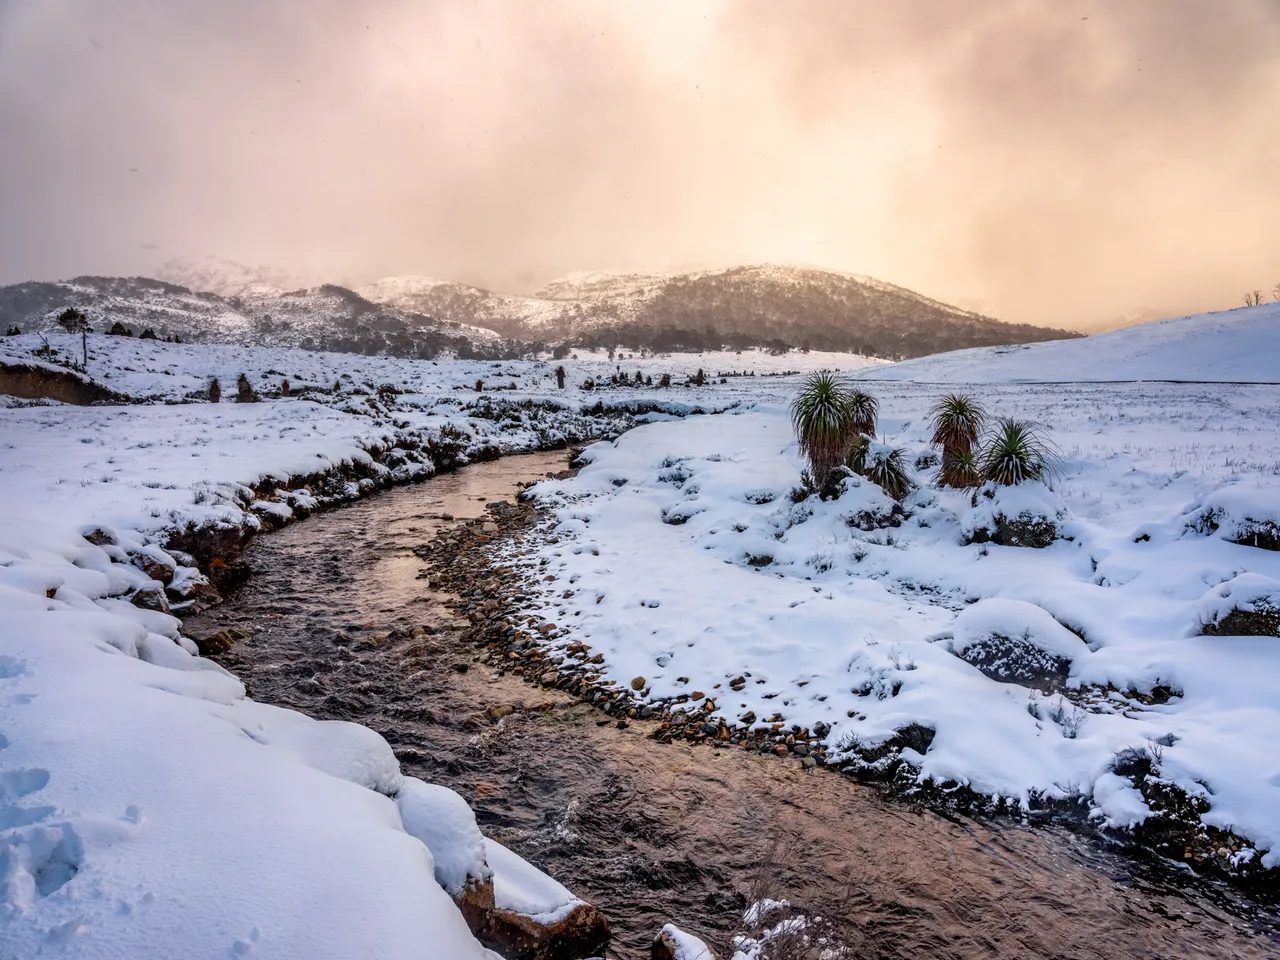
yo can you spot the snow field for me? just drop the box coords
[520,380,1280,867]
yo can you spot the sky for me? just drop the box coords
[1,0,1278,331]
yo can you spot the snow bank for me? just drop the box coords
[397,779,491,896]
[863,302,1280,383]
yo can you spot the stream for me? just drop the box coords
[185,451,1280,959]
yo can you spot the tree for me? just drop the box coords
[555,365,566,389]
[208,377,222,403]
[552,343,570,360]
[56,308,91,367]
[658,373,671,388]
[1244,290,1265,307]
[5,326,20,336]
[1273,282,1280,303]
[107,321,134,336]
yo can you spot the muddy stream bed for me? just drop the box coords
[186,451,1280,959]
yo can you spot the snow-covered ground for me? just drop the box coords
[863,302,1280,383]
[2,308,1278,956]
[522,375,1280,872]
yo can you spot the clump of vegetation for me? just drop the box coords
[235,373,259,403]
[978,418,1057,485]
[106,321,134,337]
[862,442,912,500]
[57,307,92,368]
[844,390,879,472]
[791,372,859,495]
[1243,290,1266,307]
[139,328,158,340]
[208,377,222,403]
[931,394,986,487]
[658,373,671,388]
[555,365,566,389]
[5,325,20,336]
[474,379,484,392]
[280,378,290,397]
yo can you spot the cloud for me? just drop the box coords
[1,0,1277,329]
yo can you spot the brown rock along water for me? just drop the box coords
[185,451,1280,960]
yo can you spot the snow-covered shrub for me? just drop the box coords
[932,598,1090,692]
[861,441,911,500]
[835,473,903,530]
[1183,481,1280,551]
[961,480,1067,548]
[1196,573,1280,637]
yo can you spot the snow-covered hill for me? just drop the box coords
[0,276,509,359]
[360,263,1078,358]
[865,302,1280,383]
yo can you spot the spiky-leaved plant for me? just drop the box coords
[791,372,858,493]
[863,442,911,500]
[978,418,1057,485]
[940,448,980,488]
[844,390,879,469]
[930,394,984,455]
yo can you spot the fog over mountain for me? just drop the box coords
[2,1,1278,330]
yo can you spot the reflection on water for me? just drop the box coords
[186,452,1280,959]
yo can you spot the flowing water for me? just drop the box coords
[185,452,1280,959]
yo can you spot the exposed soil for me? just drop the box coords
[185,451,1280,960]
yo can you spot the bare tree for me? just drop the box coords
[1243,290,1266,307]
[56,307,92,368]
[1272,282,1280,303]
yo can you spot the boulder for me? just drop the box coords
[652,923,719,960]
[934,598,1090,693]
[962,481,1066,549]
[130,585,170,613]
[1197,574,1280,637]
[484,838,610,960]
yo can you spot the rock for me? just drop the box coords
[773,743,789,756]
[691,691,704,701]
[82,526,117,546]
[482,521,500,534]
[195,630,236,656]
[484,838,611,959]
[488,704,517,720]
[801,755,818,769]
[133,553,175,585]
[130,585,170,613]
[812,721,831,740]
[631,676,646,691]
[652,923,719,960]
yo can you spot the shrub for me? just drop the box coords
[555,365,566,389]
[791,372,859,493]
[107,321,134,336]
[5,326,20,336]
[208,377,222,403]
[931,394,984,456]
[139,328,158,340]
[658,373,671,388]
[863,442,911,500]
[281,379,290,397]
[475,379,484,392]
[235,373,259,403]
[978,418,1057,485]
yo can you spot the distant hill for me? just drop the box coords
[0,276,512,360]
[360,264,1079,359]
[863,302,1280,383]
[0,260,1079,362]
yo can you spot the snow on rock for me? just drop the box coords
[484,838,611,958]
[653,922,719,960]
[397,779,492,896]
[485,838,582,925]
[932,598,1091,693]
[961,480,1067,548]
[1184,480,1280,550]
[1195,574,1280,637]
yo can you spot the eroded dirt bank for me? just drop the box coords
[186,452,1280,959]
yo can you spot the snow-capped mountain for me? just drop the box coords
[361,263,1079,359]
[0,276,509,359]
